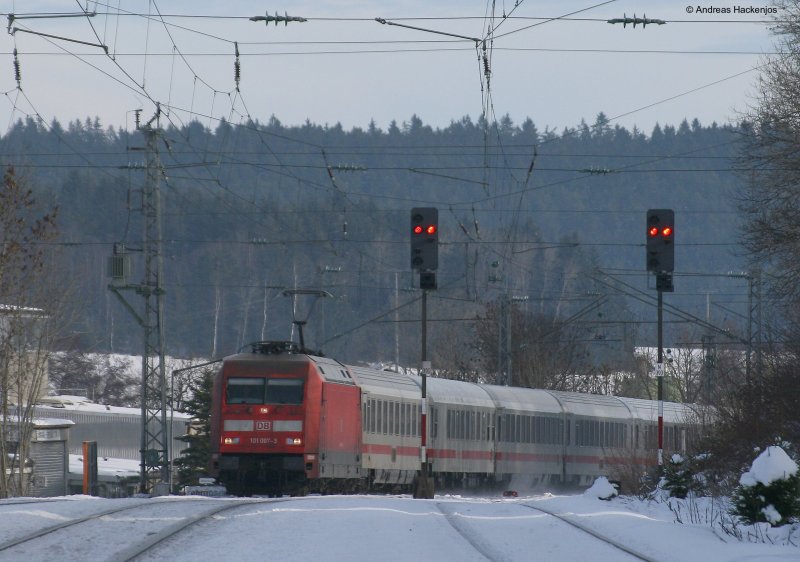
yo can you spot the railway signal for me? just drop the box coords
[410,206,437,499]
[646,209,674,274]
[646,209,675,475]
[410,207,438,271]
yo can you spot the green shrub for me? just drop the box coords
[663,454,693,499]
[730,446,800,526]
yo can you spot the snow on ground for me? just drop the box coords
[0,492,797,561]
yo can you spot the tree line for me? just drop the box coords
[0,110,746,365]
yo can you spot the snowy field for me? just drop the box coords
[0,491,797,562]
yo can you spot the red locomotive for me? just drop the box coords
[210,341,361,495]
[210,341,698,496]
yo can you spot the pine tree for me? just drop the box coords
[730,447,800,526]
[174,367,215,490]
[662,454,693,499]
[731,475,800,526]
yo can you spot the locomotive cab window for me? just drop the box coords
[266,378,304,404]
[226,377,304,405]
[226,377,265,404]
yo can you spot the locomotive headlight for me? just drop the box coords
[223,437,240,445]
[259,407,269,414]
[287,438,302,446]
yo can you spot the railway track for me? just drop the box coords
[0,500,173,554]
[435,502,495,561]
[0,495,673,561]
[0,498,283,561]
[110,499,284,562]
[435,499,661,562]
[519,501,660,562]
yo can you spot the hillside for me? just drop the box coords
[0,114,747,366]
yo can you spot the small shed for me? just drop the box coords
[28,418,73,497]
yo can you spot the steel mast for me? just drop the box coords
[109,108,169,494]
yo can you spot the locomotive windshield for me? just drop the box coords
[226,377,305,405]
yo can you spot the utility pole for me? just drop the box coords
[108,108,169,495]
[415,286,434,499]
[646,209,674,472]
[701,293,717,406]
[394,272,400,372]
[701,334,716,405]
[745,267,763,383]
[497,296,511,386]
[498,295,527,386]
[410,208,437,499]
[657,290,665,468]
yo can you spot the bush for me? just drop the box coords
[663,453,693,499]
[730,446,800,526]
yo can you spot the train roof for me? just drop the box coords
[479,385,564,414]
[310,356,356,386]
[617,396,700,424]
[347,365,421,400]
[346,366,496,407]
[222,348,346,381]
[336,363,701,424]
[224,350,311,366]
[544,390,634,420]
[224,343,358,386]
[423,376,495,408]
[485,388,700,423]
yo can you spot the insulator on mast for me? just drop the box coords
[234,42,241,90]
[249,11,308,26]
[12,48,21,87]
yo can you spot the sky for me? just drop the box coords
[1,485,798,560]
[0,1,777,136]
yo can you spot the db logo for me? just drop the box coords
[255,421,272,431]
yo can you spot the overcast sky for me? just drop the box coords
[1,1,775,135]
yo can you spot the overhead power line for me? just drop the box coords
[1,10,782,24]
[0,45,774,55]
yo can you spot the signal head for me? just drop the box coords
[646,208,674,274]
[410,207,439,271]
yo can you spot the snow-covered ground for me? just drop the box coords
[0,491,797,561]
[4,426,790,560]
[24,359,799,560]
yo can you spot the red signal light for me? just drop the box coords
[648,226,659,237]
[426,225,437,235]
[413,225,423,234]
[662,226,673,238]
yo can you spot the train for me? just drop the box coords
[209,341,699,496]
